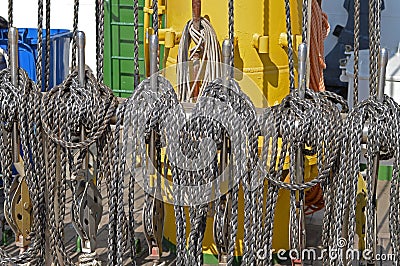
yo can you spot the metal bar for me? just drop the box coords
[367,48,388,266]
[111,56,145,60]
[294,43,307,265]
[149,34,158,173]
[222,39,231,91]
[77,31,88,170]
[297,43,307,99]
[110,21,144,26]
[9,27,20,164]
[77,31,86,88]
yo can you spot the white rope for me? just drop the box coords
[177,17,222,102]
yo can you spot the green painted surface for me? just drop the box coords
[104,0,165,98]
[163,238,242,265]
[360,164,393,181]
[104,0,146,98]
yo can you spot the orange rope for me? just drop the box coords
[309,0,330,92]
[303,1,330,215]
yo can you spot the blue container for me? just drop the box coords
[0,28,72,90]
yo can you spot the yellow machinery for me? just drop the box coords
[143,0,317,262]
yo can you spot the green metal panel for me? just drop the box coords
[104,0,146,98]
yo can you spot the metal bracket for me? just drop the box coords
[252,34,269,54]
[10,176,32,247]
[279,33,303,51]
[143,195,165,258]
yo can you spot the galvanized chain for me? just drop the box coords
[0,68,46,264]
[284,0,295,91]
[71,0,79,69]
[353,0,361,105]
[95,0,105,83]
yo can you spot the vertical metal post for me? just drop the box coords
[77,31,86,88]
[9,27,20,164]
[222,39,231,92]
[218,40,231,266]
[368,48,388,266]
[77,31,89,172]
[292,43,307,266]
[149,34,158,173]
